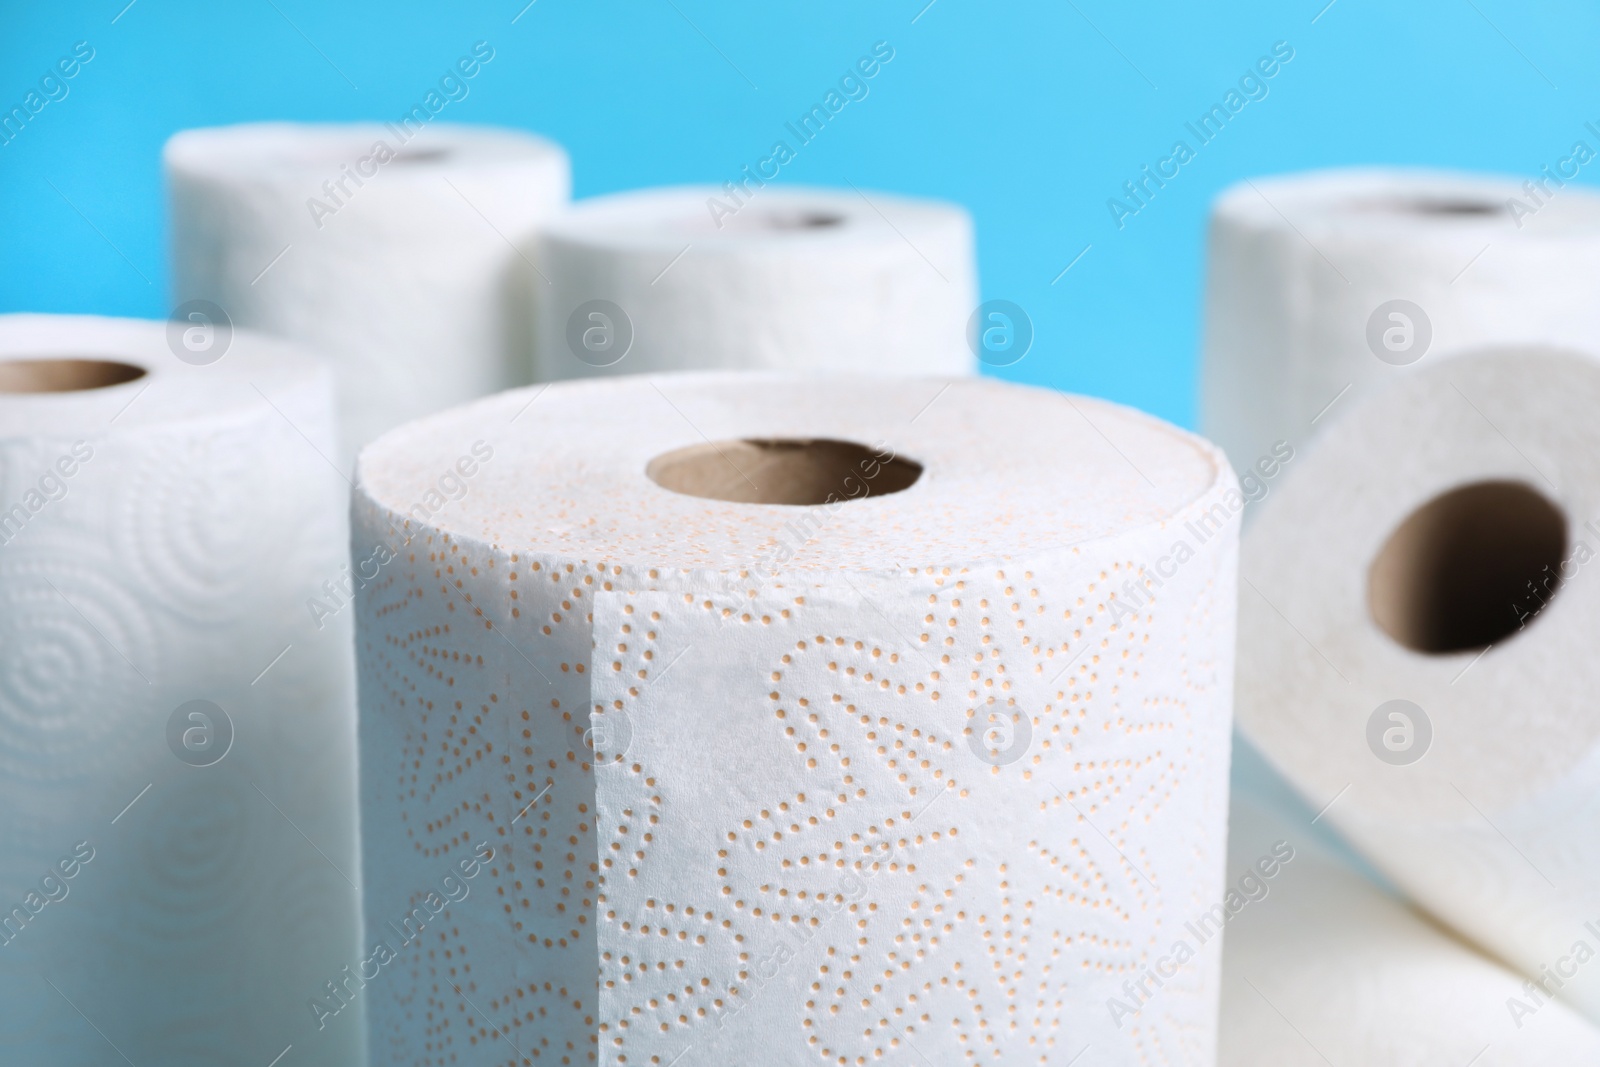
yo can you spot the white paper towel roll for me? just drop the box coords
[1200,168,1600,472]
[0,315,362,1064]
[530,186,977,381]
[1237,346,1600,1024]
[1219,792,1600,1065]
[352,372,1238,1064]
[167,121,570,462]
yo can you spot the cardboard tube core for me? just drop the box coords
[1368,480,1567,653]
[647,438,921,506]
[0,358,147,394]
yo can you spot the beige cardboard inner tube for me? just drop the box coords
[1367,479,1567,654]
[0,358,148,394]
[647,437,922,506]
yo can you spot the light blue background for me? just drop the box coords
[2,0,1593,428]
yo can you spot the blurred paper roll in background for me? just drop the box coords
[0,316,361,1065]
[1201,168,1600,472]
[530,186,977,381]
[352,373,1237,1064]
[167,120,570,462]
[1219,784,1600,1064]
[1237,347,1600,1024]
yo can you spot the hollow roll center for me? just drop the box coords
[763,211,845,230]
[0,358,148,394]
[1368,480,1567,654]
[390,147,451,164]
[647,438,921,506]
[1358,196,1506,218]
[679,208,847,236]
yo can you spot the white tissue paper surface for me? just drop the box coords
[1237,347,1600,1025]
[531,186,977,381]
[1219,788,1600,1065]
[1201,168,1600,474]
[167,121,570,462]
[352,372,1239,1065]
[0,315,362,1065]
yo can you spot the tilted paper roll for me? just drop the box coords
[167,121,570,462]
[1219,789,1600,1065]
[0,316,361,1065]
[1200,168,1600,473]
[352,373,1238,1064]
[530,187,976,381]
[1237,347,1600,1023]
